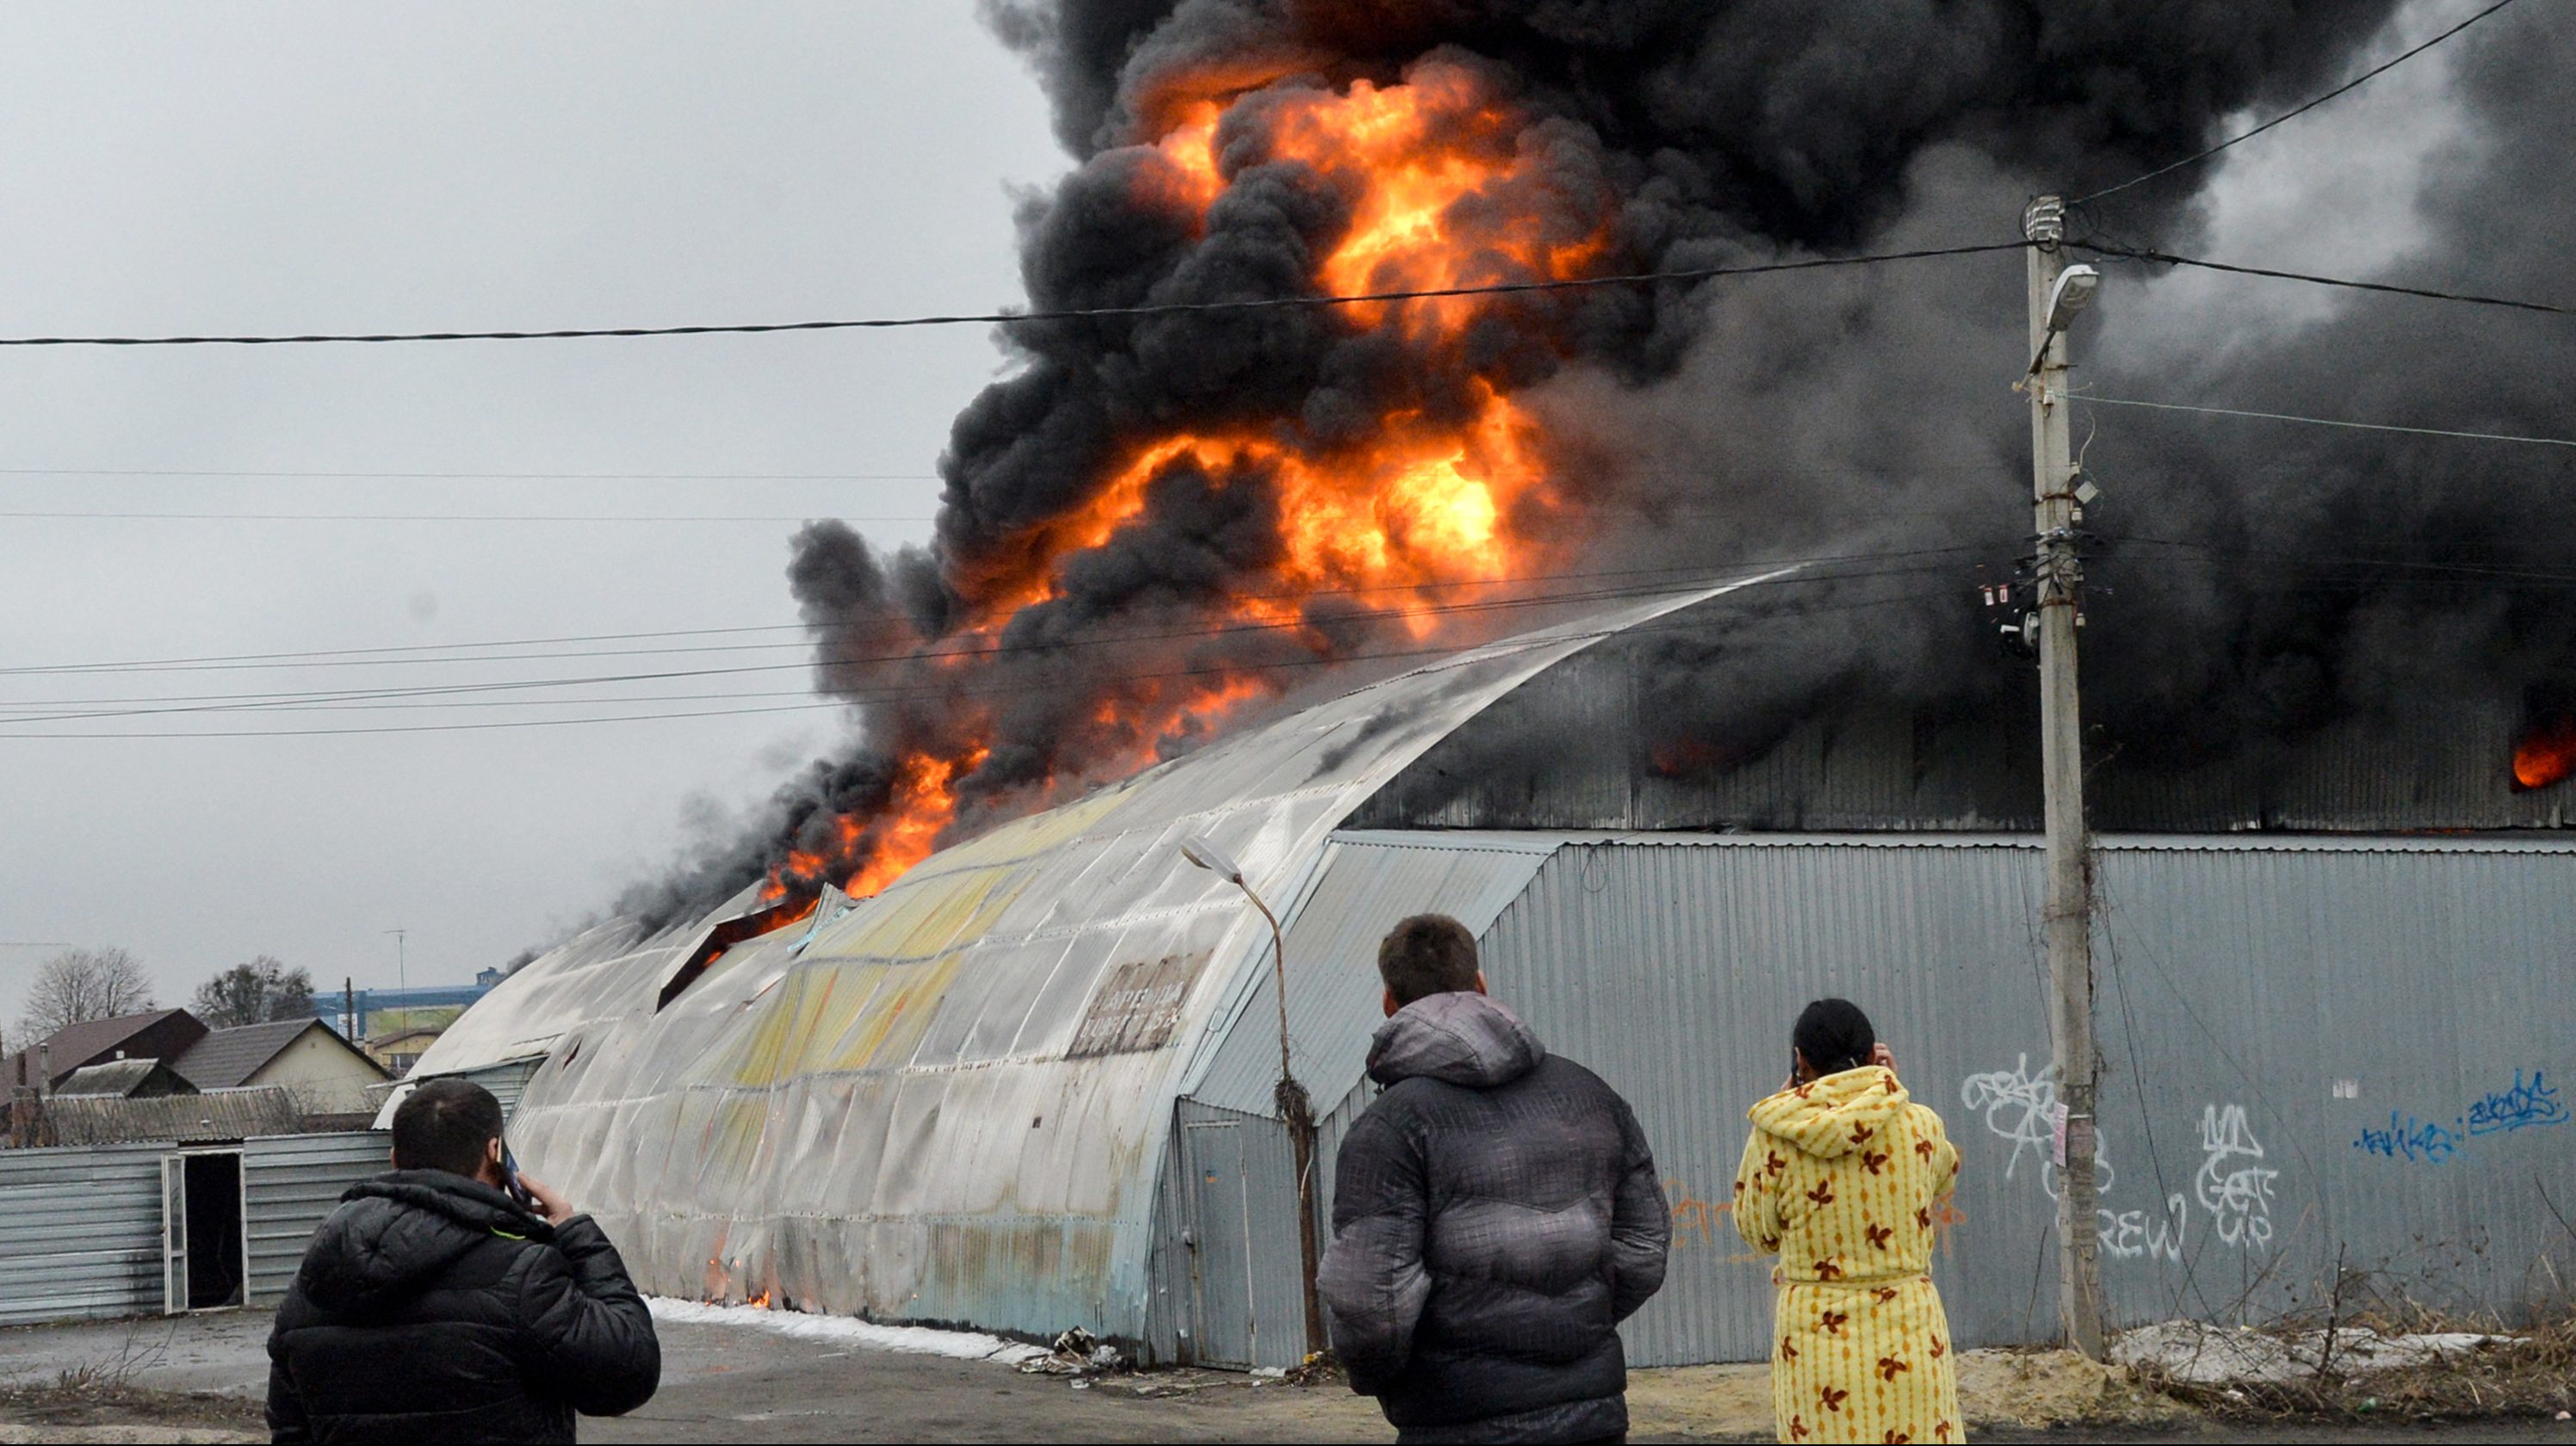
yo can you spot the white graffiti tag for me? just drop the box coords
[2195,1103,2281,1250]
[1959,1053,2114,1199]
[2098,1195,2188,1263]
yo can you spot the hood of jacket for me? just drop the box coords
[296,1168,552,1313]
[1748,1066,1912,1158]
[1365,991,1545,1090]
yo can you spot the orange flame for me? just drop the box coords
[757,58,1609,919]
[2513,715,2576,791]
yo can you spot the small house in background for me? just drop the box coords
[362,1026,444,1079]
[50,1058,196,1100]
[172,1019,388,1113]
[2,1009,208,1093]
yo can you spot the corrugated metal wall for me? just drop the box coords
[1477,834,2576,1365]
[244,1132,389,1305]
[0,1132,385,1326]
[1349,640,2571,835]
[0,1143,166,1326]
[1184,833,1556,1118]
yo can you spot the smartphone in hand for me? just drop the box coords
[500,1143,538,1210]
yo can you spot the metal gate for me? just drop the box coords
[1177,1102,1313,1369]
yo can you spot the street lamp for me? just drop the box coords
[1179,832,1325,1361]
[2024,262,2100,376]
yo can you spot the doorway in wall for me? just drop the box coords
[160,1150,245,1313]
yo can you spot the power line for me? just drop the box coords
[2071,0,2534,206]
[2073,242,2574,318]
[0,557,1983,720]
[0,549,1992,677]
[0,243,2028,348]
[0,584,1956,739]
[2099,534,2576,584]
[0,467,944,480]
[0,511,944,524]
[2075,393,2576,448]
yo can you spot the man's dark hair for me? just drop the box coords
[1377,914,1480,1006]
[1793,998,1877,1077]
[391,1078,505,1178]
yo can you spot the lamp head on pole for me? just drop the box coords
[1178,834,1245,887]
[2044,263,2102,335]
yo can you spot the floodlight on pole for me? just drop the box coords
[1177,832,1326,1361]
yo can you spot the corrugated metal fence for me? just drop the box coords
[0,1132,386,1326]
[244,1133,391,1305]
[1486,833,2576,1365]
[0,1142,166,1327]
[1167,829,2576,1367]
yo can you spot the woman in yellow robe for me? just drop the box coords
[1735,998,1962,1444]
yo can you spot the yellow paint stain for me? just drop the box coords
[808,862,1018,966]
[822,952,968,1073]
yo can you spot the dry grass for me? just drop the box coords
[0,1377,263,1432]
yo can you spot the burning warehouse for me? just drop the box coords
[412,582,2576,1367]
[421,0,2572,1370]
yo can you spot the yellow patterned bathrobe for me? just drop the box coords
[1734,1066,1963,1444]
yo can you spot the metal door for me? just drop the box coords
[1183,1120,1259,1369]
[159,1154,188,1315]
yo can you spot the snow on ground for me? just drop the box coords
[2111,1319,2497,1384]
[646,1298,1048,1366]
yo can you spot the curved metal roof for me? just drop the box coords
[406,581,1762,1336]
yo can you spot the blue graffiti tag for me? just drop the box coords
[2353,1112,2464,1164]
[2467,1071,2568,1137]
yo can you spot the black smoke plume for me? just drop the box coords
[638,0,2573,921]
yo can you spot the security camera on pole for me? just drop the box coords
[2021,195,2106,1360]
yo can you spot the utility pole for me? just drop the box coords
[386,928,407,998]
[2022,195,2106,1360]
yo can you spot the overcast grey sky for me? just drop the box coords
[0,3,1062,1016]
[0,2,2476,1025]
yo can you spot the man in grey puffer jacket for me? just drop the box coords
[1321,914,1670,1444]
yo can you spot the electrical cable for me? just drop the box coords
[0,547,1996,677]
[2070,0,2535,206]
[0,243,2028,347]
[0,583,1958,738]
[2096,534,2576,584]
[0,559,1982,720]
[2072,242,2575,318]
[2074,393,2576,449]
[0,512,944,524]
[0,467,944,480]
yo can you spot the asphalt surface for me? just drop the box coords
[3,1309,2573,1443]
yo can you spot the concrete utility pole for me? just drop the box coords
[2022,195,2106,1360]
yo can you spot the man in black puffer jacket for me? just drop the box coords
[267,1078,659,1443]
[1321,915,1670,1445]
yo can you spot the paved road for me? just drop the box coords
[6,1310,2573,1444]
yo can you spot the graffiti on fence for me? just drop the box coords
[1958,1053,2114,1199]
[2467,1070,2567,1137]
[2353,1069,2565,1163]
[2353,1111,2464,1165]
[2099,1195,2188,1263]
[2195,1103,2280,1250]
